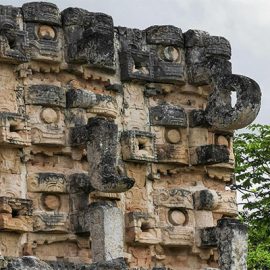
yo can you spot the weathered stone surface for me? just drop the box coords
[190,145,230,165]
[205,74,261,131]
[89,202,124,262]
[121,130,157,163]
[125,212,161,245]
[66,88,97,109]
[82,257,128,270]
[27,173,67,193]
[22,2,62,63]
[87,117,134,192]
[199,227,218,248]
[5,256,53,270]
[0,112,31,147]
[62,8,115,71]
[216,218,248,270]
[193,189,219,210]
[118,26,185,84]
[25,85,66,108]
[149,104,187,127]
[0,2,261,269]
[0,5,29,63]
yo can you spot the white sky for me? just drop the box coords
[4,0,270,125]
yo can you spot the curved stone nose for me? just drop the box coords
[205,74,261,131]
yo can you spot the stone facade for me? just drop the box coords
[0,2,261,270]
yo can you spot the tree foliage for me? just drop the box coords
[234,124,270,270]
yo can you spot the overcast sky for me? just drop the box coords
[4,0,269,125]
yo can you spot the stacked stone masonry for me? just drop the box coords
[0,2,261,270]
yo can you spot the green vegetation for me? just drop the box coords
[234,124,270,270]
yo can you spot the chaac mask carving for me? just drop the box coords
[0,2,261,270]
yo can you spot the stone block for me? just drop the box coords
[213,191,238,217]
[190,145,230,165]
[69,125,88,146]
[27,172,67,193]
[119,50,154,82]
[153,189,194,209]
[23,21,63,63]
[193,189,219,210]
[0,213,33,232]
[146,25,184,46]
[0,196,33,216]
[0,197,33,232]
[89,202,124,262]
[66,88,97,109]
[149,105,187,127]
[199,227,217,248]
[121,130,157,163]
[87,117,134,192]
[25,85,66,108]
[27,105,65,146]
[68,173,94,194]
[70,209,91,234]
[0,112,31,147]
[62,8,115,71]
[22,2,61,25]
[216,218,248,270]
[125,212,162,245]
[89,94,118,119]
[0,6,29,63]
[33,212,69,233]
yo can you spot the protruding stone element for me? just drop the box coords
[66,88,97,108]
[149,105,187,127]
[89,202,124,262]
[22,2,61,25]
[199,227,218,248]
[199,219,247,270]
[205,74,261,131]
[0,2,261,268]
[22,2,62,62]
[121,130,157,163]
[146,25,184,46]
[190,145,230,165]
[119,26,185,83]
[69,173,94,234]
[193,189,219,210]
[216,218,248,270]
[185,29,232,86]
[125,212,162,245]
[0,5,29,63]
[62,8,115,71]
[87,117,134,192]
[89,94,118,119]
[25,85,66,108]
[0,197,33,232]
[0,112,31,147]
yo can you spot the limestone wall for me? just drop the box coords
[0,2,261,270]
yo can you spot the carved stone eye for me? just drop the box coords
[38,25,56,40]
[41,108,58,124]
[168,209,187,226]
[162,46,180,62]
[165,128,181,144]
[42,194,61,211]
